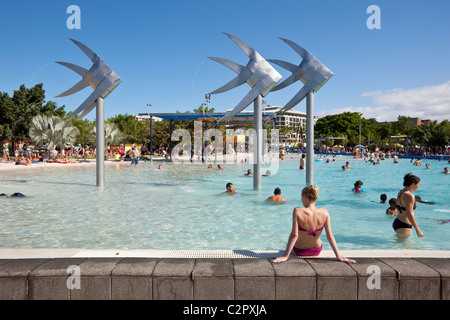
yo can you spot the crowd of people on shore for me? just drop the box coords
[1,140,168,166]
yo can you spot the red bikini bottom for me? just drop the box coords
[293,245,322,257]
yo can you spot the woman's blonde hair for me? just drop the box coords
[302,185,319,201]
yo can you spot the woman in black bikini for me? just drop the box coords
[393,174,424,238]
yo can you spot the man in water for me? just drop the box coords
[1,193,26,198]
[393,155,399,163]
[11,193,25,197]
[224,182,237,194]
[267,188,286,203]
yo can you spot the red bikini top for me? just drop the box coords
[298,225,324,237]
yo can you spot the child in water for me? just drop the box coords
[352,180,365,193]
[386,198,398,215]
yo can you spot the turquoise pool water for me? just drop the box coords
[0,155,449,251]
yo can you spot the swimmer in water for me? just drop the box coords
[352,180,365,193]
[10,193,26,197]
[425,218,450,224]
[386,198,398,215]
[224,182,236,194]
[415,195,435,205]
[267,188,286,203]
[244,169,252,176]
[1,193,26,198]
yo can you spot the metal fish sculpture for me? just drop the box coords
[208,33,282,122]
[268,38,333,114]
[56,39,122,119]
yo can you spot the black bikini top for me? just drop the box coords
[396,190,416,212]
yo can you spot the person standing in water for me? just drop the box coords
[393,173,423,238]
[299,154,306,170]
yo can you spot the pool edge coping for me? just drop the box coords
[1,248,449,259]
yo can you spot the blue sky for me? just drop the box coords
[1,0,449,122]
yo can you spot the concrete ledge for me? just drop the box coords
[0,256,449,300]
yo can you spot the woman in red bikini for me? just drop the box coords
[273,185,355,263]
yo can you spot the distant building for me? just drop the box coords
[227,105,316,146]
[377,117,434,126]
[134,114,162,122]
[410,118,434,126]
[227,105,316,129]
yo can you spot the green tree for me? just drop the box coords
[107,114,147,144]
[151,120,171,148]
[0,92,15,138]
[193,105,215,113]
[373,121,394,147]
[315,112,362,146]
[409,120,450,152]
[70,117,95,146]
[393,115,413,135]
[0,83,67,140]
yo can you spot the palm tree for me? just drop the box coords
[70,118,95,146]
[29,115,79,159]
[105,123,123,146]
[94,122,124,159]
[94,122,123,146]
[56,119,79,155]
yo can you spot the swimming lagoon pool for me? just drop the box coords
[0,155,449,251]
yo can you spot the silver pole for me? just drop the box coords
[306,91,314,186]
[96,97,105,187]
[147,104,152,162]
[253,94,262,190]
